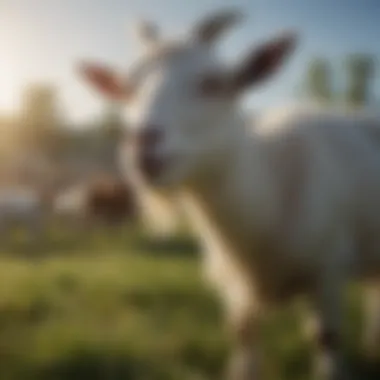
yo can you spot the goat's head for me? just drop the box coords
[78,9,297,189]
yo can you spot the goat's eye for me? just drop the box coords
[197,74,225,97]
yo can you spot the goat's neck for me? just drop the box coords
[182,112,276,243]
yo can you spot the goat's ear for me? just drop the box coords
[77,61,134,101]
[230,31,297,93]
[133,19,160,47]
[193,9,244,45]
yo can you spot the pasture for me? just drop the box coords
[0,225,377,380]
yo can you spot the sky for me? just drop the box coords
[1,0,380,124]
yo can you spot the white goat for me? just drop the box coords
[78,10,380,380]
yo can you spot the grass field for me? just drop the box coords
[0,225,379,380]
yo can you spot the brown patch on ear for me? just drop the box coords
[78,62,133,101]
[231,31,297,93]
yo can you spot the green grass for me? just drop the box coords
[0,225,378,379]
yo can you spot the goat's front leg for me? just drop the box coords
[220,281,262,380]
[225,308,262,380]
[312,237,352,380]
[202,250,262,380]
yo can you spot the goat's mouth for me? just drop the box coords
[137,153,167,183]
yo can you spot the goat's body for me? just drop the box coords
[182,106,380,312]
[85,178,136,225]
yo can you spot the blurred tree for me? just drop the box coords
[16,83,69,187]
[304,58,334,104]
[302,54,377,109]
[19,83,66,158]
[344,54,375,108]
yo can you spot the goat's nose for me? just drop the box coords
[137,126,163,151]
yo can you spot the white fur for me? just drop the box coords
[79,10,380,379]
[117,141,182,239]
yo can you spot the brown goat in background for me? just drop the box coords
[85,175,136,226]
